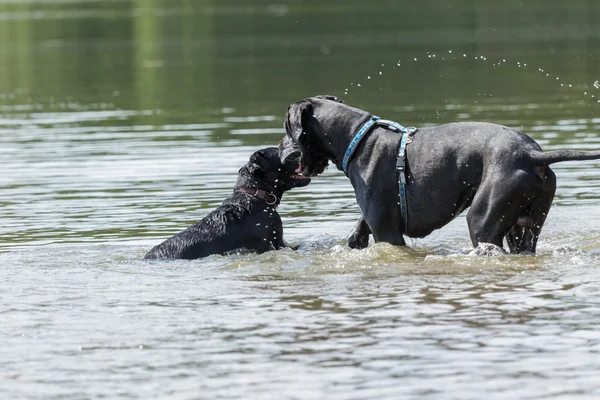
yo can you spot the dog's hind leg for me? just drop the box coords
[467,171,538,250]
[506,169,556,254]
[506,217,533,254]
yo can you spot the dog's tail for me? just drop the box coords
[531,150,600,165]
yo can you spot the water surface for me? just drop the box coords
[1,1,600,399]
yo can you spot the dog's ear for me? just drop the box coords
[284,100,313,143]
[315,95,344,103]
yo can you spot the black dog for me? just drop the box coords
[279,95,600,254]
[144,147,310,260]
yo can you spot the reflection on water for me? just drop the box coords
[2,103,599,249]
[3,243,600,399]
[1,0,600,399]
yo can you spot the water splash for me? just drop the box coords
[343,50,600,107]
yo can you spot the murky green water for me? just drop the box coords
[1,1,600,399]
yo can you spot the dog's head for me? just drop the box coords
[279,95,346,177]
[239,147,311,192]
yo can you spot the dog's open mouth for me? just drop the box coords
[290,161,309,180]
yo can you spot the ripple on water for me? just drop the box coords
[2,100,600,398]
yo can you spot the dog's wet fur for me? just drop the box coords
[279,95,600,254]
[144,147,310,260]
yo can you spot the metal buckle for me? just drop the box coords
[383,123,399,132]
[266,194,277,205]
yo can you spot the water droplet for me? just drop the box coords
[367,76,371,79]
[414,57,417,61]
[379,71,382,75]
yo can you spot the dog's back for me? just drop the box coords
[143,199,283,260]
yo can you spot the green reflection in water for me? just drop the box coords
[0,0,598,123]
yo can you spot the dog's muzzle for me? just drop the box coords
[279,135,302,163]
[280,148,302,164]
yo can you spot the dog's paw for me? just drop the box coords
[348,232,369,249]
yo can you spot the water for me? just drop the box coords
[2,1,600,399]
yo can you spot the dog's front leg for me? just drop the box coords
[348,216,371,249]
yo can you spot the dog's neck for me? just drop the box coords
[318,107,372,171]
[235,187,279,206]
[233,178,284,206]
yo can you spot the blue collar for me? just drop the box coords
[342,116,380,175]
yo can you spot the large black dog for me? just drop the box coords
[144,147,310,260]
[279,95,600,254]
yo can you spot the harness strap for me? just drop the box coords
[342,115,417,233]
[396,126,417,232]
[342,116,380,175]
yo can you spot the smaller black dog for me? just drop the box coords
[144,147,310,260]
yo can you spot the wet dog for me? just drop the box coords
[279,95,600,254]
[144,147,310,260]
